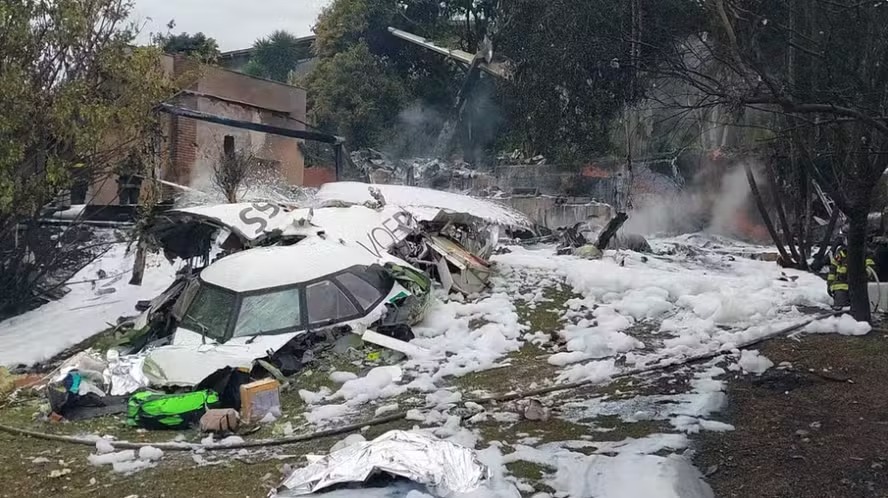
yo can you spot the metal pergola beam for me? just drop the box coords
[157,103,346,179]
[158,103,343,144]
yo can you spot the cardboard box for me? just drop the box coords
[239,378,281,423]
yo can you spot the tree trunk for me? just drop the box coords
[846,211,871,322]
[800,174,813,269]
[597,212,629,251]
[811,208,840,271]
[766,161,801,264]
[129,239,147,286]
[745,163,794,264]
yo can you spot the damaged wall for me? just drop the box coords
[503,196,613,229]
[172,58,307,193]
[88,55,308,205]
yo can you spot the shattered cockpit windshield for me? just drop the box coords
[178,264,398,342]
[234,287,302,337]
[180,285,236,342]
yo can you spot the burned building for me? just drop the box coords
[87,54,309,206]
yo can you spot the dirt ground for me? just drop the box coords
[695,330,888,498]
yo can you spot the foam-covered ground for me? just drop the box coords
[0,239,178,368]
[2,233,871,497]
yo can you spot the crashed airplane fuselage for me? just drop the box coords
[121,183,532,389]
[137,237,428,387]
[149,182,533,295]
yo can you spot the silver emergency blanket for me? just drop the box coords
[103,351,150,396]
[274,430,489,496]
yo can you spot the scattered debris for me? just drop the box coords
[556,221,651,257]
[349,149,487,188]
[273,430,488,496]
[48,468,72,478]
[200,408,240,433]
[32,182,535,436]
[240,379,281,424]
[521,399,550,421]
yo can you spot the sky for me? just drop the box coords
[132,0,331,52]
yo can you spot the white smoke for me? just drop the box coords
[706,163,752,236]
[624,192,708,236]
[623,162,755,238]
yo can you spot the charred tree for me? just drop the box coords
[744,163,794,264]
[213,140,258,203]
[638,0,888,321]
[596,212,629,251]
[847,209,871,320]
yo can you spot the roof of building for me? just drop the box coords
[218,35,317,60]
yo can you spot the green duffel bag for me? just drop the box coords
[127,389,220,430]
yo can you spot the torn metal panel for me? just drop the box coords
[426,235,492,295]
[387,27,510,80]
[147,203,307,261]
[427,236,490,269]
[132,276,191,331]
[141,343,274,387]
[316,182,533,229]
[274,430,489,496]
[436,256,454,294]
[360,330,430,359]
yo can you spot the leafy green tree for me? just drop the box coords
[497,0,702,161]
[153,29,220,62]
[301,43,409,147]
[305,0,475,149]
[0,0,175,315]
[244,30,312,82]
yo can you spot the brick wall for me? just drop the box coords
[165,56,307,197]
[87,54,310,205]
[303,167,336,188]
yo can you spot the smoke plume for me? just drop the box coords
[623,161,763,240]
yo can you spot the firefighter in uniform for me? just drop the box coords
[827,240,876,309]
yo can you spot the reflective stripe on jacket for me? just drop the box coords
[828,247,875,292]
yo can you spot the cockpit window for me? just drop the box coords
[181,285,236,342]
[233,287,302,337]
[335,272,385,310]
[306,280,358,325]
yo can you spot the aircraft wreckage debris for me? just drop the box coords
[25,183,537,435]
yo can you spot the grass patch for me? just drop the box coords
[576,415,671,442]
[453,345,557,394]
[0,429,297,498]
[506,460,551,481]
[515,285,581,337]
[477,417,590,444]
